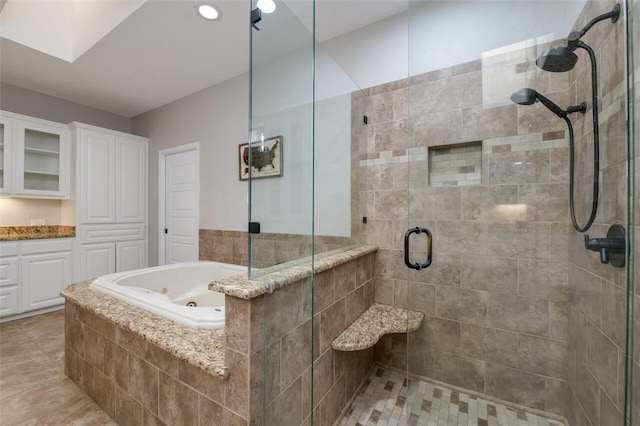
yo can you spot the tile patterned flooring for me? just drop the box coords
[1,311,565,426]
[0,309,116,426]
[339,367,565,426]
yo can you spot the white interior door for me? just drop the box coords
[163,148,198,264]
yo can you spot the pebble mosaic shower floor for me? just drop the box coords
[339,367,565,426]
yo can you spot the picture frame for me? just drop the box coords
[238,136,283,180]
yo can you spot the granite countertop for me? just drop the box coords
[209,245,379,299]
[61,281,228,380]
[0,225,76,241]
[331,303,425,351]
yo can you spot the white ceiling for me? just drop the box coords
[0,0,409,118]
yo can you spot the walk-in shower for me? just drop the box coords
[248,0,637,425]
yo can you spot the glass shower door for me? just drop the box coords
[404,0,636,425]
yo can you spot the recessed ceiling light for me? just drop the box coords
[256,0,276,14]
[197,3,220,20]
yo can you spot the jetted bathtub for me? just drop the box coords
[90,261,247,329]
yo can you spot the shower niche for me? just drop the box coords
[428,141,482,187]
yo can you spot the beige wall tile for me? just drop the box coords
[461,255,518,294]
[460,185,519,221]
[280,320,313,390]
[460,324,519,368]
[488,293,549,336]
[433,352,485,393]
[266,378,303,426]
[436,286,489,325]
[115,386,144,426]
[485,364,546,410]
[517,335,568,379]
[128,355,159,414]
[518,259,569,302]
[158,372,199,425]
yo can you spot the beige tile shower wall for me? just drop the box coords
[228,253,377,425]
[199,229,356,268]
[563,0,630,425]
[355,39,576,415]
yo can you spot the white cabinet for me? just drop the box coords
[80,241,146,280]
[76,124,147,224]
[80,243,115,280]
[21,240,73,312]
[0,243,20,316]
[0,117,14,195]
[72,123,149,281]
[0,239,73,318]
[0,111,70,199]
[116,240,146,272]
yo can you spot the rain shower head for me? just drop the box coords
[536,46,579,72]
[536,3,620,72]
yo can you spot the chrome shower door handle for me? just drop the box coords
[404,227,432,270]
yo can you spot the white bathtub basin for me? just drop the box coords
[90,261,247,329]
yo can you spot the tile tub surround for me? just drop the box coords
[61,282,246,425]
[62,245,379,425]
[217,247,379,426]
[199,228,358,268]
[0,225,75,241]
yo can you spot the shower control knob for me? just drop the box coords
[584,224,625,267]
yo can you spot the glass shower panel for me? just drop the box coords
[249,1,315,425]
[628,1,638,424]
[248,0,315,277]
[405,1,634,425]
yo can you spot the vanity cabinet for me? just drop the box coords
[0,239,73,318]
[21,239,73,311]
[0,111,71,199]
[0,243,20,316]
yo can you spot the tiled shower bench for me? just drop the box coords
[331,303,425,351]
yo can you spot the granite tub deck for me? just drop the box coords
[0,225,76,241]
[209,244,379,298]
[61,281,228,379]
[331,303,425,351]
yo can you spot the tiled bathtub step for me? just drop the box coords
[332,303,425,351]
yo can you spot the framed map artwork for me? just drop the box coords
[238,136,283,180]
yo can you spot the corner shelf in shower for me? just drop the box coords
[332,303,424,351]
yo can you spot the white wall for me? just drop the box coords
[0,199,62,226]
[322,1,587,90]
[0,83,131,133]
[132,74,249,266]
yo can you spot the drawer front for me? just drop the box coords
[81,224,146,243]
[21,239,73,255]
[0,243,19,257]
[0,285,20,317]
[0,257,18,286]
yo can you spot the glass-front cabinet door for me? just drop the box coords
[0,116,13,196]
[13,117,70,199]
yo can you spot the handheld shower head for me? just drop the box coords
[510,88,581,118]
